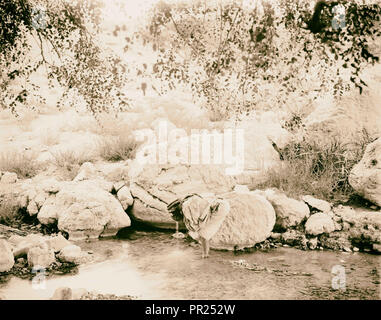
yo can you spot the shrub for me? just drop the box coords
[0,151,41,178]
[52,150,94,180]
[97,135,140,162]
[256,128,375,202]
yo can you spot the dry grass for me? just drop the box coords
[52,150,94,180]
[0,151,41,178]
[97,135,140,162]
[255,128,375,203]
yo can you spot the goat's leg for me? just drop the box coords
[200,237,210,258]
[205,239,210,258]
[200,237,206,258]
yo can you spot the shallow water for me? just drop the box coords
[1,231,380,300]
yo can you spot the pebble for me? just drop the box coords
[172,232,185,239]
[353,247,359,252]
[343,247,352,252]
[270,232,281,240]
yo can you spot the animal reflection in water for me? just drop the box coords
[167,194,230,258]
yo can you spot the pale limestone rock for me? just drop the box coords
[38,181,131,240]
[210,192,276,250]
[1,172,17,184]
[349,138,381,206]
[113,181,125,193]
[45,234,71,253]
[57,245,88,264]
[129,163,236,229]
[305,212,336,236]
[302,195,332,213]
[27,201,39,216]
[0,240,14,272]
[13,234,47,258]
[116,186,134,210]
[264,189,310,229]
[73,162,96,182]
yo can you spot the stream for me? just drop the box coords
[0,230,380,300]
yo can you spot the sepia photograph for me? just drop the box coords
[0,0,380,305]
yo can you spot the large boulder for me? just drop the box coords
[333,205,381,245]
[305,212,336,236]
[262,189,310,230]
[302,195,332,213]
[129,163,236,229]
[0,240,14,272]
[349,138,381,206]
[18,178,61,216]
[37,181,131,240]
[207,192,276,250]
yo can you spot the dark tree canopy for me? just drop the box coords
[0,0,129,116]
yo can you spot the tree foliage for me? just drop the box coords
[1,0,380,118]
[128,0,381,118]
[0,0,130,116]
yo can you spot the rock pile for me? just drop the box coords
[0,233,91,273]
